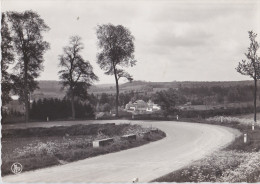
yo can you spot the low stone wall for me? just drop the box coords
[93,138,114,148]
[121,134,137,141]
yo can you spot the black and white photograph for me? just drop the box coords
[1,0,260,183]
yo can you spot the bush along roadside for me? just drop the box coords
[153,117,260,183]
[1,124,166,176]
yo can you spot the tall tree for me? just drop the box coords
[7,10,50,123]
[153,88,177,117]
[58,36,98,119]
[96,24,136,117]
[236,31,260,123]
[1,13,14,106]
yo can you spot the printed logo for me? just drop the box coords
[11,162,23,174]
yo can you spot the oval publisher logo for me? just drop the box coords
[11,162,23,174]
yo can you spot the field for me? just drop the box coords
[32,80,257,99]
[2,123,166,176]
[234,113,260,120]
[154,115,260,182]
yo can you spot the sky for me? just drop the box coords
[2,0,260,84]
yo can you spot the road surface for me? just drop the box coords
[2,120,240,183]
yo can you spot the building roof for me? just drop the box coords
[134,100,146,105]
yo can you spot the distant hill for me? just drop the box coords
[32,80,255,100]
[32,80,115,100]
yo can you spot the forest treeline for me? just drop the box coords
[24,84,258,121]
[91,84,256,108]
[2,81,257,122]
[30,99,95,120]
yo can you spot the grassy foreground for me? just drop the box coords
[153,116,260,183]
[2,123,166,176]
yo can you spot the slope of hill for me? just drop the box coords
[32,80,255,100]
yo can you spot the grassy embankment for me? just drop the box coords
[154,115,260,183]
[2,123,166,176]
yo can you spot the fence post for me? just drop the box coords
[244,133,247,143]
[252,123,255,131]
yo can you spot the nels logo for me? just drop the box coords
[11,163,23,174]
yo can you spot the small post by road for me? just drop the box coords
[220,116,223,123]
[132,177,139,183]
[176,115,179,121]
[244,133,247,143]
[47,116,49,122]
[252,123,255,131]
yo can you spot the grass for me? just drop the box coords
[154,150,260,183]
[152,115,260,183]
[1,123,166,176]
[234,112,260,120]
[2,123,125,138]
[207,116,260,128]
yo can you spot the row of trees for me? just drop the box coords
[178,85,255,104]
[1,10,137,122]
[92,83,256,110]
[30,98,94,120]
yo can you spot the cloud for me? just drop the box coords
[2,0,260,83]
[149,1,258,23]
[153,29,212,48]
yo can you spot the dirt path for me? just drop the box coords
[2,120,240,183]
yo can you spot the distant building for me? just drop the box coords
[3,95,32,114]
[4,100,25,114]
[125,100,161,113]
[147,100,161,112]
[11,95,19,100]
[184,102,192,106]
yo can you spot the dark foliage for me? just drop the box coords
[1,110,24,124]
[1,13,14,105]
[29,98,94,121]
[153,88,178,116]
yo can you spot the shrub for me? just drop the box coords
[154,151,260,183]
[29,98,95,121]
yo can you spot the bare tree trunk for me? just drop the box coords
[25,93,29,123]
[71,90,75,119]
[24,59,29,123]
[114,73,119,117]
[254,78,257,122]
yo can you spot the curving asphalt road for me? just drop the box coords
[2,120,240,183]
